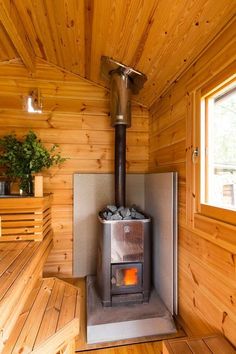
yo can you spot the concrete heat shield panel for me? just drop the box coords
[145,172,178,315]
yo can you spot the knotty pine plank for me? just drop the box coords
[179,228,236,282]
[34,280,66,347]
[178,294,215,337]
[48,159,148,175]
[0,242,28,276]
[150,117,186,148]
[203,336,236,354]
[0,111,148,131]
[187,339,212,354]
[46,249,72,265]
[79,342,163,354]
[0,127,147,145]
[0,242,41,300]
[1,248,51,347]
[178,274,236,345]
[42,143,148,161]
[179,249,236,319]
[43,263,72,278]
[139,3,235,106]
[13,278,55,353]
[0,233,53,336]
[150,141,186,166]
[194,214,236,243]
[166,341,193,354]
[150,96,186,131]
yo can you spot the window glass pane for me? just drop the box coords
[207,85,236,209]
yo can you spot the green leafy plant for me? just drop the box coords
[0,130,66,194]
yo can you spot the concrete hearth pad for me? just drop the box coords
[87,276,177,344]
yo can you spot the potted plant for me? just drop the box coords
[0,130,66,195]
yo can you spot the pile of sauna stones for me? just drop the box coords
[99,205,147,221]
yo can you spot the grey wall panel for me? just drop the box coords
[145,172,178,315]
[73,174,145,277]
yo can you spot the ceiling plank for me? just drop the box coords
[84,0,94,79]
[0,0,35,72]
[0,22,17,61]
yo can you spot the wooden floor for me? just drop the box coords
[64,278,184,354]
[78,341,163,354]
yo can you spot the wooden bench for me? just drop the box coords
[0,226,81,353]
[2,277,80,354]
[0,231,53,348]
[163,335,236,354]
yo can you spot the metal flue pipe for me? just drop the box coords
[110,71,131,207]
[114,124,126,207]
[100,56,147,208]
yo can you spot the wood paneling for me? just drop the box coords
[0,0,235,106]
[0,59,149,277]
[149,18,236,346]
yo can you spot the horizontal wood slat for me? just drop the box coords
[0,195,52,242]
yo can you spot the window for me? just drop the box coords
[201,79,236,211]
[192,72,236,225]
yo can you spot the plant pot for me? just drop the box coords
[19,175,34,196]
[0,180,10,195]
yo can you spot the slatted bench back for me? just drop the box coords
[0,195,52,241]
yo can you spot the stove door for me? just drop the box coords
[111,263,142,294]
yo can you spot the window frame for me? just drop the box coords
[193,67,236,226]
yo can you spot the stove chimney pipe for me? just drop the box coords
[100,56,147,207]
[111,72,131,207]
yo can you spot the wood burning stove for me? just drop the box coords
[97,217,151,306]
[97,57,150,307]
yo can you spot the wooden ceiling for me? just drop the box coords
[0,0,235,107]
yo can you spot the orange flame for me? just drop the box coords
[123,268,138,286]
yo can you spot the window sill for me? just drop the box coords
[199,203,236,226]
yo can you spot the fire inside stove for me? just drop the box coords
[111,263,142,292]
[123,268,137,286]
[113,267,139,287]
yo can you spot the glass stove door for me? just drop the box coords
[111,263,143,294]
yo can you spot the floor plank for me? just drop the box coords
[78,341,163,354]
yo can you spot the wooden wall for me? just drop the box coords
[149,18,236,345]
[0,58,149,277]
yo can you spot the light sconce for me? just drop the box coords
[27,88,42,113]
